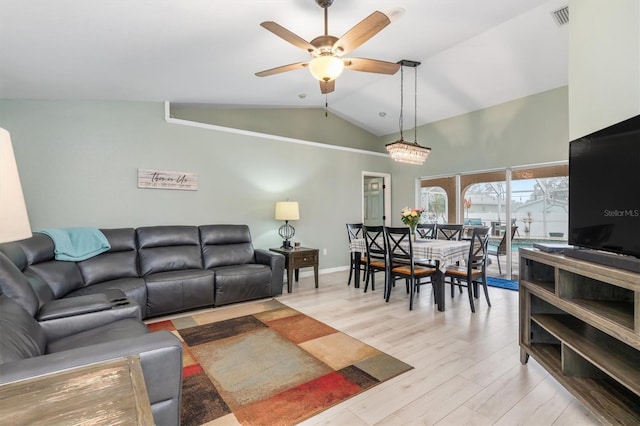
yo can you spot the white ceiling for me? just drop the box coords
[0,0,569,136]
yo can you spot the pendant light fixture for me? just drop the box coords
[385,60,431,165]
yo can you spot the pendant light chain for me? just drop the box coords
[414,65,418,144]
[398,65,404,141]
[325,94,328,118]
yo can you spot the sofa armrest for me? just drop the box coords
[255,249,285,296]
[39,297,142,341]
[37,294,113,321]
[0,331,183,426]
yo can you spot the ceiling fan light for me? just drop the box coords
[309,56,344,82]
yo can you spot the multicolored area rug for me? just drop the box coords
[147,299,413,425]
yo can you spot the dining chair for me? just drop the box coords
[346,223,366,286]
[362,225,387,293]
[443,226,491,313]
[435,224,464,240]
[487,225,518,274]
[385,227,437,310]
[413,223,438,269]
[416,223,436,239]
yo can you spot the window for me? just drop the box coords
[420,186,448,223]
[421,164,568,279]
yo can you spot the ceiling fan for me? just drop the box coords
[255,0,403,94]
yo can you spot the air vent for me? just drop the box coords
[551,6,569,26]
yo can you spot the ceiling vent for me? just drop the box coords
[551,5,569,26]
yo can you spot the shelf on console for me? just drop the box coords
[532,313,640,396]
[567,299,635,331]
[520,248,640,425]
[525,341,640,425]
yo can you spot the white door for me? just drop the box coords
[363,172,391,226]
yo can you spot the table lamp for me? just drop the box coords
[275,201,299,249]
[0,128,32,243]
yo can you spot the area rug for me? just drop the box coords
[486,276,519,291]
[146,299,413,425]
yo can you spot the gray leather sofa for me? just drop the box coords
[2,224,285,319]
[0,253,183,425]
[0,224,285,425]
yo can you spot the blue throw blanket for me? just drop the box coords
[35,228,111,261]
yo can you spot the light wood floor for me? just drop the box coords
[274,270,601,426]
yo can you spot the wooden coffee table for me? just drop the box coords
[269,247,319,293]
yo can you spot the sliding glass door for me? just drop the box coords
[421,164,568,280]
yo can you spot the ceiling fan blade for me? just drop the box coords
[260,21,319,55]
[344,58,400,75]
[332,11,391,56]
[255,61,309,77]
[320,80,335,94]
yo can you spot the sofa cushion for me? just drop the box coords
[0,253,39,316]
[213,264,272,306]
[27,261,85,299]
[77,228,138,285]
[200,225,255,269]
[137,226,202,276]
[22,270,55,309]
[46,318,149,354]
[16,233,56,265]
[15,231,84,298]
[0,241,57,309]
[0,295,46,363]
[0,241,28,270]
[145,269,214,317]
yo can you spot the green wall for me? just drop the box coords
[171,104,382,152]
[0,86,568,271]
[0,100,390,270]
[384,86,569,213]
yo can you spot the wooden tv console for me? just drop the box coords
[519,248,640,424]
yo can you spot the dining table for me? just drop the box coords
[349,237,471,312]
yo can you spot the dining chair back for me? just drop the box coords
[443,226,491,313]
[435,224,463,241]
[362,225,387,293]
[385,227,437,310]
[487,225,518,274]
[416,223,436,239]
[346,223,365,286]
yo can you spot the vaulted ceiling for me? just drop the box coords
[0,0,568,136]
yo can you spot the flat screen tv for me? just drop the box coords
[568,114,640,260]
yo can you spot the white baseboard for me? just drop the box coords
[290,265,349,279]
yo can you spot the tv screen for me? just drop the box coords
[568,115,640,258]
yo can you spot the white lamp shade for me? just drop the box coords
[308,56,344,82]
[0,128,32,243]
[275,201,300,221]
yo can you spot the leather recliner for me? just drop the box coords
[0,256,183,425]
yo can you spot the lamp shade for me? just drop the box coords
[308,56,344,82]
[275,201,299,221]
[0,128,32,243]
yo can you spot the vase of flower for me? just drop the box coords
[401,207,424,241]
[464,198,472,220]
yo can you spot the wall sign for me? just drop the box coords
[137,168,198,191]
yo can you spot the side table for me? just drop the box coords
[269,247,319,293]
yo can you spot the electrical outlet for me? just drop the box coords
[322,248,327,255]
